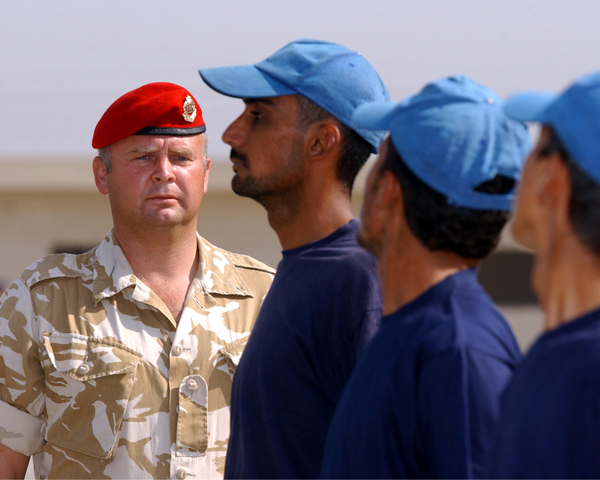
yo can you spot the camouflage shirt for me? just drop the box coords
[0,230,275,479]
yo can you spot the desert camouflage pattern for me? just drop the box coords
[0,230,275,479]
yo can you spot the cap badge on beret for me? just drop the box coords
[183,95,197,123]
[92,82,206,149]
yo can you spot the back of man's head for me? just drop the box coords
[354,75,531,259]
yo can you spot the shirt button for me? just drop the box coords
[187,379,198,391]
[176,467,187,479]
[172,345,183,357]
[77,364,90,375]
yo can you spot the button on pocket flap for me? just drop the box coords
[43,332,142,380]
[179,374,208,408]
[217,335,250,368]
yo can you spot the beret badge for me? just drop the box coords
[92,83,206,148]
[183,95,197,123]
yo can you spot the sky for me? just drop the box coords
[2,0,600,160]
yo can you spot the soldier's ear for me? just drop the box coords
[93,156,109,195]
[203,157,211,194]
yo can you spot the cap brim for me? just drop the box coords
[352,101,398,131]
[504,91,557,123]
[199,65,296,99]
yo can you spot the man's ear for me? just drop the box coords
[371,169,402,209]
[381,169,403,207]
[306,122,342,162]
[203,157,211,194]
[538,153,571,209]
[538,153,572,234]
[93,156,109,195]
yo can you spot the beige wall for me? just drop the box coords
[0,159,281,280]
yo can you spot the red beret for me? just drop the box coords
[92,82,206,149]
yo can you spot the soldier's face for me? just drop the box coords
[93,134,210,232]
[221,95,306,200]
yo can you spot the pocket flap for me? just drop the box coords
[43,332,141,380]
[217,335,250,368]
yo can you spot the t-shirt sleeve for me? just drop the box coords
[0,278,46,455]
[416,348,473,479]
[355,306,382,356]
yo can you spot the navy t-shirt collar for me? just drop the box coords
[536,304,600,345]
[281,218,359,258]
[385,268,479,322]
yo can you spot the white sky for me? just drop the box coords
[2,0,600,159]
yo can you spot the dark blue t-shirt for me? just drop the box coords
[224,220,382,479]
[320,269,522,479]
[486,307,600,479]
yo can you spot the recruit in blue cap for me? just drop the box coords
[504,70,600,186]
[199,38,390,153]
[352,75,531,211]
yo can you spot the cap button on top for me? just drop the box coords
[485,97,495,105]
[176,467,187,479]
[77,364,90,375]
[172,345,183,357]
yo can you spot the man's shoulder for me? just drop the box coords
[198,236,275,275]
[226,250,276,275]
[19,248,98,290]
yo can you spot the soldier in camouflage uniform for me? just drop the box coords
[0,83,274,479]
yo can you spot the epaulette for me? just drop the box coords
[21,250,97,289]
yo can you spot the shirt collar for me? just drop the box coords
[91,230,253,304]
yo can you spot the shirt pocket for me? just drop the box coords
[175,336,250,456]
[41,332,142,459]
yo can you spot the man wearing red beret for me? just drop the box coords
[0,83,275,479]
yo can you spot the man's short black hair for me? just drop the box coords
[296,95,372,194]
[539,128,600,255]
[381,139,512,259]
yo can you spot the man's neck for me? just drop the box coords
[378,233,478,316]
[263,184,354,251]
[533,236,600,331]
[113,223,200,322]
[114,224,198,276]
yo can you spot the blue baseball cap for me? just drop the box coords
[199,39,390,153]
[504,70,600,185]
[353,75,531,211]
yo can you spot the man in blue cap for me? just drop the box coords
[320,76,530,479]
[486,71,600,478]
[198,39,389,478]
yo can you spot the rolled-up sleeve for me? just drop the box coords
[0,278,46,456]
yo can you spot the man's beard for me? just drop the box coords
[230,147,304,201]
[229,145,305,227]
